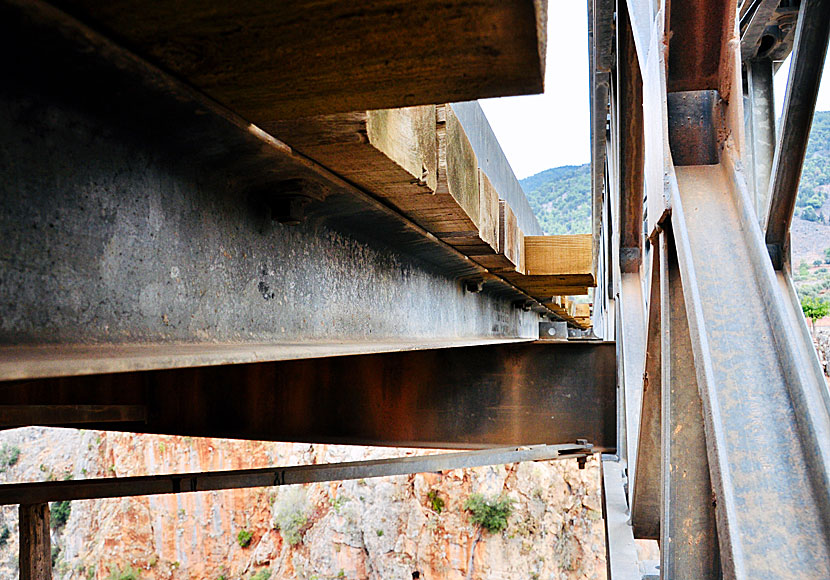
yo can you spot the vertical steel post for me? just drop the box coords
[745,58,776,225]
[659,229,720,579]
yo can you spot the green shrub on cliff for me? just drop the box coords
[274,486,308,546]
[464,493,514,533]
[237,529,253,548]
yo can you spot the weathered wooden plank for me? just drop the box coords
[470,200,525,273]
[447,169,500,256]
[51,0,548,120]
[524,234,594,279]
[574,303,591,318]
[477,170,500,253]
[501,272,593,295]
[433,104,483,236]
[499,201,525,272]
[271,106,438,208]
[19,503,50,580]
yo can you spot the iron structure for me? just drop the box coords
[2,0,830,577]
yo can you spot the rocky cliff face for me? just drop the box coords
[0,428,606,580]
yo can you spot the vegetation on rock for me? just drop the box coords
[236,529,253,548]
[427,489,445,514]
[464,493,514,534]
[0,444,20,471]
[106,565,141,580]
[50,500,71,529]
[274,486,309,546]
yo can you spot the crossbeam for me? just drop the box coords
[0,342,617,450]
[0,444,590,505]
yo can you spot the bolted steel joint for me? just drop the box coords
[271,195,313,225]
[463,278,484,293]
[263,178,329,225]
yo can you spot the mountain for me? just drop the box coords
[519,164,591,235]
[795,110,830,222]
[520,111,830,236]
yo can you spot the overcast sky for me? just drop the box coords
[480,8,830,181]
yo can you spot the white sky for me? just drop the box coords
[480,7,830,180]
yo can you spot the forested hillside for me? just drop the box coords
[519,164,591,234]
[796,110,830,222]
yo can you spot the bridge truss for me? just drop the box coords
[1,0,830,578]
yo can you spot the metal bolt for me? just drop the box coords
[464,279,484,293]
[271,195,312,225]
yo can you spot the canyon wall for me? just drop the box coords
[0,428,606,580]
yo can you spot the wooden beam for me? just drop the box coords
[19,503,51,580]
[270,106,439,218]
[574,303,591,318]
[524,235,594,278]
[47,0,547,120]
[473,200,525,272]
[433,104,484,236]
[0,405,147,427]
[0,444,590,505]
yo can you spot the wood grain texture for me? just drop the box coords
[500,201,525,273]
[52,0,547,119]
[524,234,594,278]
[19,503,51,580]
[477,170,500,252]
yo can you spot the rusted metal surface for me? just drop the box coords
[589,0,612,273]
[617,2,645,271]
[0,405,147,427]
[659,227,720,579]
[740,0,800,62]
[0,444,591,505]
[0,342,617,451]
[671,162,830,578]
[765,0,830,264]
[667,90,720,166]
[666,0,737,93]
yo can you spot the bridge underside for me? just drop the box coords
[3,0,830,578]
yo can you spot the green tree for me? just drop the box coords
[801,296,830,336]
